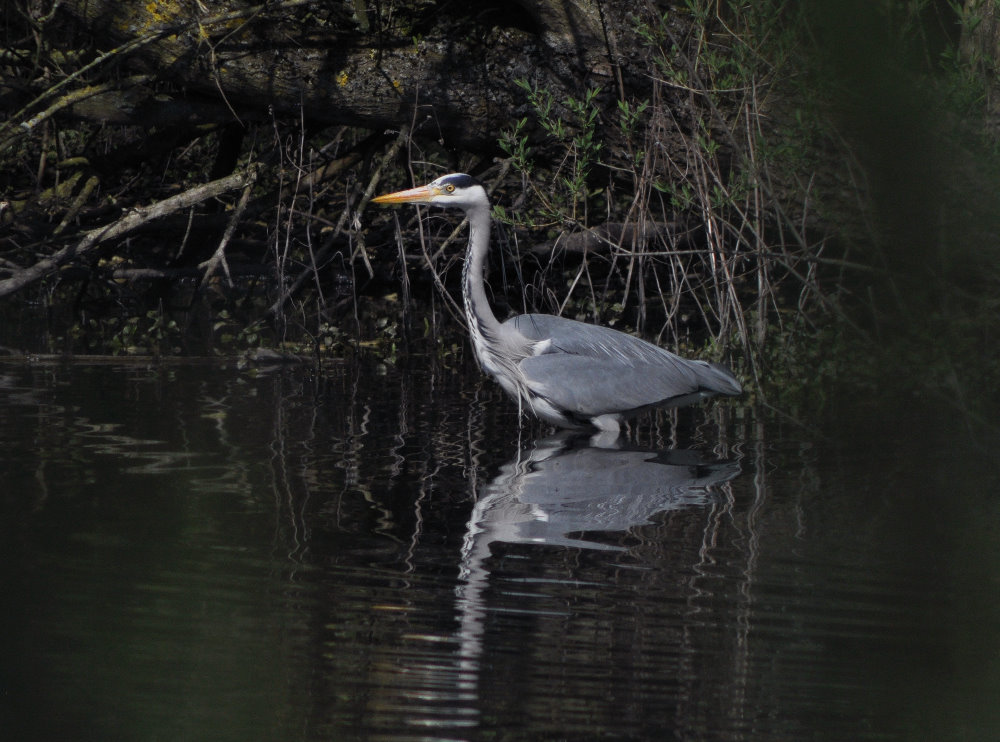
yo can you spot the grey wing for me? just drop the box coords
[519,353,703,418]
[508,313,740,417]
[511,313,688,364]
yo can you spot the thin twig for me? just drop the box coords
[199,164,259,288]
[267,126,410,317]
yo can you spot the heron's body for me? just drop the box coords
[374,173,741,434]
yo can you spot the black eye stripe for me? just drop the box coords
[438,173,481,190]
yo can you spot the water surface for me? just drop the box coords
[1,357,997,741]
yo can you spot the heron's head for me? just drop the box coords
[373,173,488,212]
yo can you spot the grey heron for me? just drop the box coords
[374,173,742,434]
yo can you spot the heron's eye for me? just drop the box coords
[445,184,455,193]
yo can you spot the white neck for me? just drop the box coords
[462,202,502,340]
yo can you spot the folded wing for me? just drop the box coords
[509,313,740,419]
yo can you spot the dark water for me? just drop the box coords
[1,357,997,741]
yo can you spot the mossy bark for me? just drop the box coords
[53,0,621,148]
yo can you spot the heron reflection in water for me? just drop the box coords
[374,174,741,436]
[452,434,741,684]
[462,435,741,555]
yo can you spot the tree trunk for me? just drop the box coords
[55,0,623,148]
[960,0,1000,125]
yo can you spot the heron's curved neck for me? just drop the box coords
[462,202,502,339]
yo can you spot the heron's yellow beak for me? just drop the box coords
[372,184,439,205]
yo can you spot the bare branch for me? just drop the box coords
[0,167,256,298]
